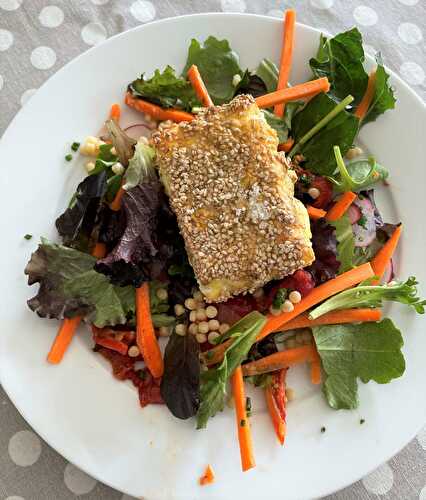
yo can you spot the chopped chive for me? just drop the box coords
[71,142,80,152]
[360,418,365,425]
[24,234,33,240]
[65,154,73,162]
[289,95,355,157]
[320,426,326,433]
[240,419,246,427]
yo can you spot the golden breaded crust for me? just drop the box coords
[152,95,314,302]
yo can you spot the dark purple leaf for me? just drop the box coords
[55,171,107,252]
[308,219,340,285]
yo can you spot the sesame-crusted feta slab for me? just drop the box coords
[152,95,314,302]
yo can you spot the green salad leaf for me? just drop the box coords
[197,311,266,429]
[262,101,303,143]
[255,58,279,93]
[310,28,368,104]
[183,36,245,104]
[129,65,199,111]
[291,93,359,175]
[310,276,426,319]
[25,240,135,328]
[149,281,175,328]
[330,214,355,273]
[362,54,396,124]
[313,319,405,409]
[123,140,156,190]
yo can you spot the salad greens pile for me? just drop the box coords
[24,23,424,431]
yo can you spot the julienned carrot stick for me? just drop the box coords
[199,464,215,486]
[310,349,322,385]
[354,70,377,120]
[109,103,121,122]
[307,205,326,220]
[325,191,357,222]
[255,77,330,109]
[278,137,294,152]
[274,9,296,117]
[259,263,374,340]
[231,366,255,471]
[202,307,381,367]
[110,185,124,211]
[125,92,194,123]
[47,317,81,364]
[265,369,287,445]
[187,64,214,108]
[47,243,107,364]
[371,224,403,284]
[242,345,316,376]
[275,308,382,331]
[136,283,164,378]
[92,242,106,258]
[93,336,128,356]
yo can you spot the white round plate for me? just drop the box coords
[0,13,425,500]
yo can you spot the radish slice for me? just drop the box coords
[347,204,361,224]
[124,123,154,140]
[352,195,377,247]
[381,259,394,284]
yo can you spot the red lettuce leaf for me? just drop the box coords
[55,171,107,252]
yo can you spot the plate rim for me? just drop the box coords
[1,12,425,500]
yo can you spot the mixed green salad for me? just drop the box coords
[24,15,425,477]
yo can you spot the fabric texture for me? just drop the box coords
[0,0,425,499]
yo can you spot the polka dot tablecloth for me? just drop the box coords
[0,1,425,499]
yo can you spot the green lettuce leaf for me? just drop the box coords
[330,214,355,273]
[262,101,303,143]
[310,28,368,104]
[183,36,245,104]
[292,93,360,175]
[255,58,279,93]
[25,240,135,328]
[123,140,156,190]
[309,276,426,319]
[129,65,199,110]
[313,319,405,409]
[196,311,266,429]
[362,54,396,124]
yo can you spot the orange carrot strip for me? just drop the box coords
[310,348,322,385]
[109,103,121,122]
[274,9,296,117]
[307,205,326,220]
[136,283,164,378]
[278,137,295,152]
[277,308,382,331]
[187,64,214,108]
[242,345,316,376]
[255,77,330,109]
[325,191,357,222]
[110,185,125,211]
[259,263,374,340]
[202,307,381,367]
[371,224,403,284]
[47,243,107,364]
[125,92,194,123]
[265,369,287,445]
[47,317,81,364]
[93,336,128,356]
[199,464,215,486]
[92,242,106,258]
[354,70,377,120]
[231,366,255,471]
